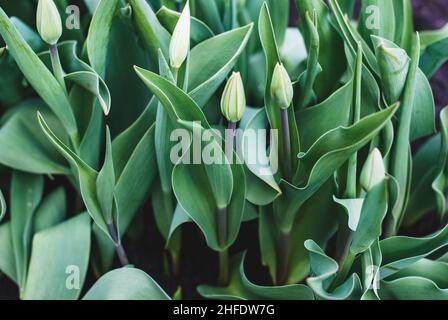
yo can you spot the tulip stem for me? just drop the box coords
[49,44,67,94]
[107,223,130,267]
[217,206,229,286]
[226,121,237,163]
[276,231,290,285]
[280,108,292,181]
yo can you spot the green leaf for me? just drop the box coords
[198,253,314,300]
[128,0,171,62]
[380,225,448,279]
[172,155,245,251]
[83,267,170,300]
[432,107,448,220]
[350,179,388,255]
[0,7,78,140]
[374,277,448,300]
[0,101,70,175]
[37,112,110,240]
[10,171,44,293]
[195,0,225,34]
[305,240,362,300]
[420,37,448,78]
[359,0,396,45]
[275,104,399,232]
[86,0,119,78]
[96,127,115,224]
[0,222,17,283]
[188,24,253,108]
[33,187,66,233]
[23,213,91,300]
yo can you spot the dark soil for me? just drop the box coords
[1,0,448,300]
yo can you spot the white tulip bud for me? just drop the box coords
[221,72,246,123]
[360,148,386,191]
[36,0,62,45]
[169,1,190,69]
[270,62,293,110]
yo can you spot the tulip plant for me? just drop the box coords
[0,0,448,300]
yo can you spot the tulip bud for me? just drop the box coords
[36,0,62,45]
[270,62,293,110]
[221,72,246,123]
[169,1,190,69]
[360,148,386,191]
[372,35,410,105]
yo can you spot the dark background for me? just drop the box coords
[1,0,448,300]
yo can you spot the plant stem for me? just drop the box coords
[49,44,67,94]
[218,249,229,286]
[276,231,290,285]
[217,207,229,286]
[280,108,292,181]
[107,223,130,266]
[226,121,237,163]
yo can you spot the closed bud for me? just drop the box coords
[270,62,293,109]
[360,148,385,191]
[36,0,62,45]
[372,35,410,105]
[169,0,190,69]
[221,72,246,123]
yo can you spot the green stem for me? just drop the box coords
[280,108,292,181]
[107,223,130,267]
[276,231,290,285]
[390,34,421,234]
[218,249,229,286]
[49,44,67,94]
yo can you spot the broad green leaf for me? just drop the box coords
[350,180,388,255]
[173,153,245,251]
[420,24,448,50]
[392,0,414,54]
[0,222,17,283]
[296,80,353,151]
[129,0,171,62]
[420,37,448,78]
[305,240,362,300]
[33,187,66,233]
[386,259,448,288]
[359,0,396,45]
[373,277,448,300]
[96,127,115,224]
[432,107,448,220]
[275,104,399,232]
[10,171,44,293]
[37,113,110,240]
[188,24,253,108]
[195,0,224,34]
[240,108,281,205]
[83,267,170,300]
[0,7,78,141]
[87,0,119,78]
[23,213,91,300]
[380,225,448,279]
[198,253,314,300]
[0,101,70,175]
[333,197,364,231]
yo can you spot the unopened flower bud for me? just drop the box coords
[372,36,410,105]
[221,72,246,123]
[36,0,62,45]
[360,148,386,191]
[270,62,293,110]
[169,1,190,69]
